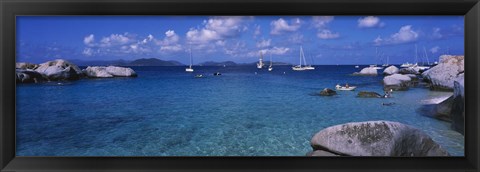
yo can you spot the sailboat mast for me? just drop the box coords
[299,46,303,66]
[270,54,272,67]
[415,44,418,64]
[424,46,429,65]
[189,45,193,68]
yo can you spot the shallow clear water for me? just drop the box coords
[16,65,464,156]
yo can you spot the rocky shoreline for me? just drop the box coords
[313,55,465,156]
[16,59,137,83]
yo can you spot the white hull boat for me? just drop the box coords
[335,85,356,91]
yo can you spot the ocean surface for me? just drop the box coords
[16,65,465,156]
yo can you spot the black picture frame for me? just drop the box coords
[1,0,479,171]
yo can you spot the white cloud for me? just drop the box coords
[256,39,271,48]
[312,16,334,28]
[84,34,95,45]
[374,25,418,45]
[253,25,261,38]
[160,45,182,52]
[373,36,383,46]
[391,25,418,43]
[270,18,301,35]
[205,16,246,37]
[82,48,94,56]
[100,33,131,47]
[317,29,340,39]
[432,27,443,39]
[358,16,384,28]
[158,30,182,52]
[288,34,304,44]
[430,46,440,54]
[187,16,248,44]
[186,28,221,44]
[257,47,290,56]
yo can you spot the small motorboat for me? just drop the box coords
[194,74,204,78]
[335,84,356,91]
[213,72,222,76]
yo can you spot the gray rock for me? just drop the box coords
[418,96,454,122]
[451,80,464,135]
[383,66,399,75]
[84,66,114,78]
[353,67,377,76]
[310,121,449,156]
[84,66,137,78]
[422,55,464,90]
[383,74,412,91]
[35,59,83,81]
[319,88,337,96]
[105,66,137,77]
[16,69,45,83]
[16,62,38,70]
[399,67,420,75]
[357,91,382,98]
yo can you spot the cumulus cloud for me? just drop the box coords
[84,34,95,45]
[187,16,248,44]
[270,18,301,35]
[430,46,440,54]
[374,25,418,45]
[288,34,304,44]
[317,29,340,39]
[99,33,131,47]
[256,39,271,48]
[358,16,385,28]
[312,16,334,29]
[157,30,182,52]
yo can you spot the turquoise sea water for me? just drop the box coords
[16,65,464,156]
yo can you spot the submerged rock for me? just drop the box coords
[422,55,464,90]
[383,66,399,75]
[16,69,45,83]
[353,67,377,76]
[319,88,337,96]
[309,121,449,156]
[383,74,412,91]
[84,66,137,78]
[357,91,382,98]
[35,59,83,81]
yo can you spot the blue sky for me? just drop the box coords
[16,16,464,65]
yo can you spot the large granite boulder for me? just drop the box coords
[422,55,464,90]
[353,67,377,76]
[16,62,38,70]
[399,67,420,75]
[309,121,449,156]
[383,74,412,91]
[16,69,45,83]
[451,80,464,135]
[319,88,337,96]
[383,66,399,75]
[418,96,454,122]
[35,59,83,81]
[84,66,137,78]
[357,91,382,98]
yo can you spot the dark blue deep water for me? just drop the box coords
[16,65,464,156]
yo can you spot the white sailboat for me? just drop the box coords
[292,46,309,71]
[268,54,273,71]
[257,52,265,69]
[382,55,390,67]
[401,44,419,68]
[371,48,383,69]
[185,47,194,72]
[416,46,431,71]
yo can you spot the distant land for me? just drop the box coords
[69,58,293,67]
